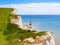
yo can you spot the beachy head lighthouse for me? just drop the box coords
[22,20,32,30]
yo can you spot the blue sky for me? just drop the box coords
[0,0,60,15]
[0,0,60,4]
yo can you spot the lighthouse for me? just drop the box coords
[29,20,32,29]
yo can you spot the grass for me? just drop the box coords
[0,8,13,45]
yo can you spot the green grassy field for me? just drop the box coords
[0,8,13,45]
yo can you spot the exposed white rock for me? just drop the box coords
[10,16,23,28]
[17,16,23,28]
[34,43,42,45]
[22,32,55,45]
[23,37,35,43]
[11,8,18,15]
[49,36,55,45]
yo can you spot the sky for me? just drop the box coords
[0,0,60,15]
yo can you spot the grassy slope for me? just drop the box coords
[0,8,13,45]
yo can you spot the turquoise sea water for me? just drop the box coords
[21,15,60,45]
[21,15,60,37]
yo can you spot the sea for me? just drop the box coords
[21,15,60,45]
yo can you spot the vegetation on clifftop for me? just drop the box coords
[0,8,13,45]
[4,23,46,41]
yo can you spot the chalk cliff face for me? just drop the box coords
[18,32,55,45]
[10,10,23,28]
[41,32,55,45]
[16,16,23,28]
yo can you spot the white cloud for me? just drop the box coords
[0,3,60,15]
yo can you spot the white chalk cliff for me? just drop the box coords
[20,32,55,45]
[10,10,23,28]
